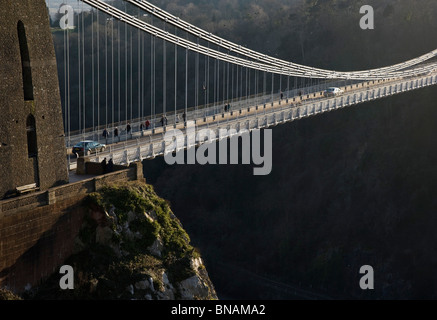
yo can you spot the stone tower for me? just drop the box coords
[0,0,68,199]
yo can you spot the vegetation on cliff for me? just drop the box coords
[0,288,22,300]
[28,181,217,300]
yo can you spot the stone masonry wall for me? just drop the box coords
[0,163,144,294]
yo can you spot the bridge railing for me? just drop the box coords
[64,78,365,148]
[79,73,437,168]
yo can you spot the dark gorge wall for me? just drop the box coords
[0,165,142,294]
[147,86,437,299]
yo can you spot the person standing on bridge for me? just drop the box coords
[127,123,132,137]
[145,120,150,130]
[114,127,119,143]
[103,128,109,144]
[161,115,168,127]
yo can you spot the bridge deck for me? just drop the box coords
[67,72,437,171]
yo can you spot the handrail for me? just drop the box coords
[80,72,437,166]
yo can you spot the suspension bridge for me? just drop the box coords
[54,0,437,171]
[3,0,437,295]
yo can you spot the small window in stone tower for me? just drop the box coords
[26,114,37,158]
[17,21,34,101]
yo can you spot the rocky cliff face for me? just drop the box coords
[28,181,217,300]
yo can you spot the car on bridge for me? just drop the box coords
[72,140,106,157]
[324,87,344,97]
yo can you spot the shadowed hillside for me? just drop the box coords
[148,85,437,300]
